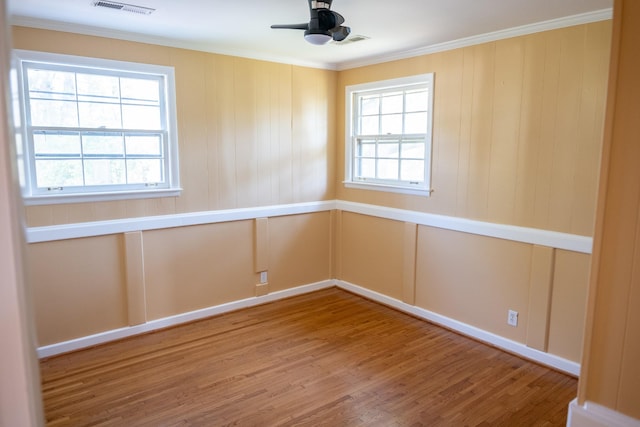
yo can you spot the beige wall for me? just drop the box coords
[12,27,337,227]
[337,22,611,237]
[27,213,333,346]
[547,250,591,362]
[267,212,332,293]
[416,227,533,343]
[336,212,591,363]
[28,235,128,345]
[338,212,405,300]
[143,221,256,320]
[579,0,640,419]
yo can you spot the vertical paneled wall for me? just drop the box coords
[12,27,337,227]
[337,21,611,237]
[27,235,129,345]
[335,210,591,363]
[579,0,640,419]
[27,212,333,347]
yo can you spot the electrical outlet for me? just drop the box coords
[507,310,518,327]
[260,271,268,284]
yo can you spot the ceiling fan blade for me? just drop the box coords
[331,25,351,42]
[331,11,345,27]
[270,23,309,30]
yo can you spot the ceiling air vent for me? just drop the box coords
[92,1,155,15]
[331,35,370,45]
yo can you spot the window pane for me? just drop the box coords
[400,160,424,181]
[401,142,425,159]
[357,140,376,157]
[29,99,78,127]
[121,78,160,106]
[82,133,124,156]
[35,159,83,187]
[360,95,379,116]
[405,89,428,112]
[381,92,403,114]
[360,116,379,135]
[76,73,120,102]
[84,159,126,185]
[127,159,163,184]
[378,159,399,180]
[78,102,122,128]
[126,135,162,156]
[33,132,81,156]
[356,158,375,178]
[122,105,161,130]
[381,114,402,134]
[27,69,76,101]
[405,112,428,134]
[378,142,399,158]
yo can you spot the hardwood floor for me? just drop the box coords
[40,288,577,426]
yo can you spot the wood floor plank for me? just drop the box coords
[40,288,577,426]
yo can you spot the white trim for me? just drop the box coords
[27,200,592,254]
[336,9,613,70]
[26,201,336,243]
[568,399,640,427]
[336,280,580,376]
[336,200,593,254]
[26,200,593,253]
[37,280,335,358]
[23,188,182,206]
[344,182,432,197]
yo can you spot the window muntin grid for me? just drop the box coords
[351,84,431,188]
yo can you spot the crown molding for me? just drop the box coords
[11,8,612,72]
[9,16,337,70]
[336,8,613,70]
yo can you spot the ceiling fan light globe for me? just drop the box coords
[304,32,332,45]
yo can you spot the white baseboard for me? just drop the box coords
[37,280,334,358]
[335,280,581,376]
[38,278,582,378]
[568,399,640,427]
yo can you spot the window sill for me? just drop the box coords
[23,188,182,206]
[343,181,432,197]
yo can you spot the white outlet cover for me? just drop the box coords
[508,310,518,326]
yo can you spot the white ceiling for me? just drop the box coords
[8,0,613,70]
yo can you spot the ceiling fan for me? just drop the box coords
[271,0,351,45]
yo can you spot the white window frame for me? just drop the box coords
[12,49,181,205]
[344,73,434,196]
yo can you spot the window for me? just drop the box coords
[12,50,181,205]
[345,73,434,196]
